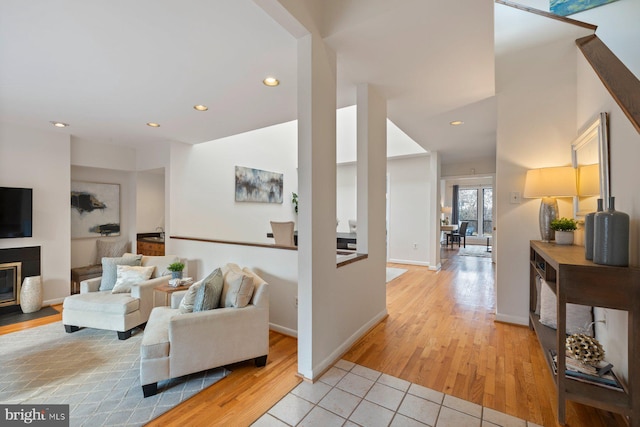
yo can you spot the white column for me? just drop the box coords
[356,83,387,261]
[429,151,442,270]
[296,33,338,379]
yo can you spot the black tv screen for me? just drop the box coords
[0,187,33,238]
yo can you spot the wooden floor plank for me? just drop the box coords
[1,248,627,426]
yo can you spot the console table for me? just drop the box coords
[70,264,103,295]
[529,241,639,426]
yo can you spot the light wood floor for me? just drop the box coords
[0,248,627,427]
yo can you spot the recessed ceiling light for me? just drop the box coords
[263,77,279,87]
[50,121,69,128]
[146,122,160,128]
[193,105,208,111]
[450,120,464,126]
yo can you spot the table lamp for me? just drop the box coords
[523,166,577,242]
[441,206,452,225]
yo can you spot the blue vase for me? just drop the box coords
[593,197,629,266]
[584,198,603,260]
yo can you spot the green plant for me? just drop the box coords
[550,217,577,232]
[292,192,298,214]
[167,262,185,272]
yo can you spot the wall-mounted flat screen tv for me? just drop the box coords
[0,187,33,238]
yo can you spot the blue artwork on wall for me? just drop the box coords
[550,0,619,16]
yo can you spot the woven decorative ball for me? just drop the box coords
[565,333,605,365]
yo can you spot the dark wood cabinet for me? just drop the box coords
[529,240,640,426]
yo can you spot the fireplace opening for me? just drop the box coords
[0,246,40,315]
[0,262,21,307]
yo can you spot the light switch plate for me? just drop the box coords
[510,191,521,204]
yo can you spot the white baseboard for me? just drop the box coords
[495,312,528,326]
[299,308,388,381]
[270,323,297,338]
[388,258,430,267]
[44,298,65,306]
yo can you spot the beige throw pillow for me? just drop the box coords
[221,270,255,308]
[539,278,593,336]
[111,265,155,293]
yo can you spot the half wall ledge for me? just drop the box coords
[170,235,367,267]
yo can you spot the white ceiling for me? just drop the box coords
[1,0,505,164]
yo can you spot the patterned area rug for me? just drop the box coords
[386,268,408,283]
[0,321,228,426]
[458,245,492,258]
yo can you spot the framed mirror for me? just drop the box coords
[571,112,610,218]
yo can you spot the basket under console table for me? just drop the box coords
[529,240,640,426]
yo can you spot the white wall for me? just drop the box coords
[513,0,640,79]
[576,53,640,382]
[0,123,71,304]
[337,155,432,266]
[169,238,299,335]
[387,156,431,265]
[495,5,593,325]
[136,169,165,233]
[336,163,357,233]
[170,121,298,244]
[442,157,496,177]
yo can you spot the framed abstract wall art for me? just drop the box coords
[71,181,120,238]
[235,166,283,203]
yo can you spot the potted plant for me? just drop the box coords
[167,262,185,279]
[292,192,298,214]
[550,217,578,245]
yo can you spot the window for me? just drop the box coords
[457,185,492,236]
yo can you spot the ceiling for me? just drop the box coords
[0,0,501,164]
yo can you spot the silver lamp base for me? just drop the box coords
[539,197,558,242]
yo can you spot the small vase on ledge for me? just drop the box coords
[555,231,574,245]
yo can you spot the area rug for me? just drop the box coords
[0,321,228,427]
[458,245,492,258]
[386,267,408,283]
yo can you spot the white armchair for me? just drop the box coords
[62,255,180,340]
[139,263,269,397]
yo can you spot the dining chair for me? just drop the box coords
[270,221,295,247]
[450,221,469,248]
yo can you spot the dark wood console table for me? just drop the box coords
[529,240,640,426]
[70,264,102,294]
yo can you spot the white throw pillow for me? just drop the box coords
[539,278,593,336]
[178,280,204,313]
[221,270,255,308]
[111,265,155,293]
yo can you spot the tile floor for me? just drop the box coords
[252,360,543,427]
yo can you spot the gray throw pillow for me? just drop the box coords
[100,255,142,291]
[193,268,224,312]
[95,239,129,265]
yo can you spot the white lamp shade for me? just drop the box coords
[523,166,577,198]
[441,206,452,214]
